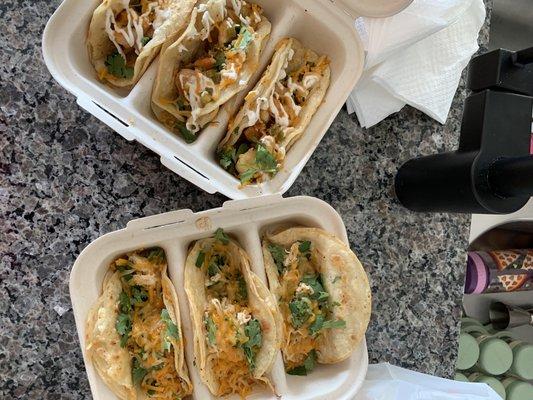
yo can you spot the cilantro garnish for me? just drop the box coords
[332,275,341,283]
[289,297,313,328]
[214,228,230,244]
[141,36,151,46]
[176,121,196,143]
[299,240,311,254]
[235,27,254,50]
[240,318,262,370]
[131,285,148,305]
[267,243,286,274]
[205,315,217,345]
[287,350,316,376]
[105,52,134,79]
[132,356,148,386]
[147,248,165,263]
[196,251,206,268]
[309,315,346,336]
[239,144,278,184]
[161,308,180,351]
[218,147,236,169]
[116,291,132,347]
[237,276,248,301]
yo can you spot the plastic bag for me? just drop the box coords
[355,363,502,400]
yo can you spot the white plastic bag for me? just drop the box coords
[355,363,502,400]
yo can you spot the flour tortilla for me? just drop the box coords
[87,0,196,87]
[218,37,330,152]
[262,227,371,364]
[85,261,191,400]
[151,0,271,137]
[184,238,280,395]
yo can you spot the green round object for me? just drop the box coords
[454,372,469,382]
[477,338,513,375]
[506,380,533,400]
[457,333,480,370]
[473,376,506,399]
[510,343,533,380]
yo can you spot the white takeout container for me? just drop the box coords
[43,0,412,199]
[70,195,370,400]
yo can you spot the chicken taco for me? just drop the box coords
[87,0,196,87]
[151,0,271,142]
[85,248,192,399]
[184,228,281,397]
[262,227,371,375]
[217,38,330,185]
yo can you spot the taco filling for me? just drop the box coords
[194,229,265,397]
[155,0,269,142]
[110,248,191,398]
[102,0,170,79]
[266,239,345,375]
[217,38,330,185]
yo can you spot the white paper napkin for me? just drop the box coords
[347,0,486,128]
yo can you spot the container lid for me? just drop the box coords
[506,380,533,400]
[473,376,507,400]
[454,372,469,382]
[335,0,414,18]
[478,338,513,375]
[457,333,480,370]
[511,343,533,380]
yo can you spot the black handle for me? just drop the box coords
[490,156,533,198]
[512,46,533,67]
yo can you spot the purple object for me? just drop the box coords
[465,252,490,294]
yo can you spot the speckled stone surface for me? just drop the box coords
[1,0,492,398]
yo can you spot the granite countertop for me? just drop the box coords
[1,0,491,398]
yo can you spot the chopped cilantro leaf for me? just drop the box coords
[147,248,165,263]
[218,147,235,169]
[299,240,311,254]
[239,144,278,184]
[132,356,148,386]
[235,27,254,50]
[161,308,180,352]
[214,228,230,244]
[301,275,327,303]
[322,319,346,330]
[131,286,148,305]
[116,291,132,347]
[196,251,206,268]
[236,143,249,158]
[332,275,341,283]
[289,297,313,328]
[256,144,278,172]
[105,52,134,79]
[205,315,217,345]
[240,318,262,370]
[267,243,286,274]
[287,350,316,376]
[237,276,248,301]
[309,315,345,336]
[141,36,151,46]
[176,121,196,143]
[239,168,258,184]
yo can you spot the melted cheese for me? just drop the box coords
[200,241,264,398]
[113,252,190,399]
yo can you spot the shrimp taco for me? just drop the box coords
[262,227,371,375]
[87,0,196,87]
[151,0,271,142]
[85,248,192,399]
[217,38,330,185]
[184,228,281,398]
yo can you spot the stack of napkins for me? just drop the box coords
[347,0,486,128]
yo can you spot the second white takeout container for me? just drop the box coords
[43,0,412,199]
[70,195,370,400]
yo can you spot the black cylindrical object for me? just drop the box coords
[395,89,533,214]
[490,156,533,198]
